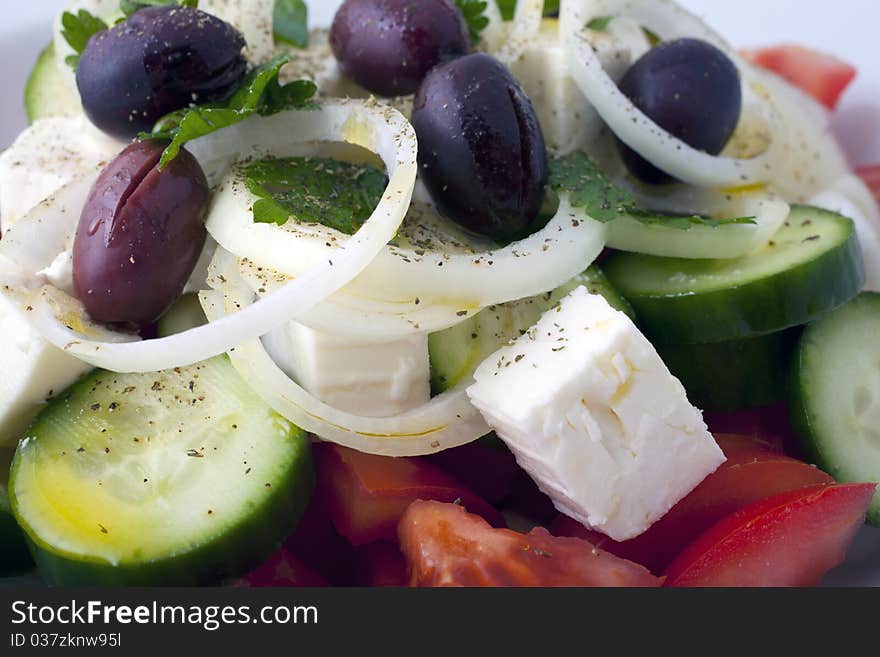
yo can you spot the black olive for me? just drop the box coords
[616,38,742,184]
[330,0,470,97]
[412,53,548,241]
[76,6,247,139]
[73,140,209,326]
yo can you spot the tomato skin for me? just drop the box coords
[399,500,661,587]
[741,45,856,110]
[426,442,519,505]
[314,443,504,546]
[234,547,328,587]
[550,434,833,574]
[665,483,876,587]
[856,165,880,202]
[352,542,408,587]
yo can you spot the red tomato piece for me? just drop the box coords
[283,492,353,585]
[314,443,504,546]
[665,483,876,587]
[856,165,880,202]
[550,434,834,574]
[234,547,328,587]
[352,542,409,587]
[741,45,856,110]
[399,500,661,587]
[426,441,519,505]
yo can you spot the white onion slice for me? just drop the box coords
[200,256,490,457]
[480,1,509,53]
[496,0,544,64]
[561,0,782,188]
[236,256,477,338]
[0,101,417,373]
[209,176,608,310]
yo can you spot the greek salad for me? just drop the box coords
[0,0,878,587]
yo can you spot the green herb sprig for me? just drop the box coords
[274,0,309,49]
[244,156,387,233]
[60,10,108,68]
[120,0,198,18]
[549,152,755,229]
[144,54,317,168]
[454,0,490,43]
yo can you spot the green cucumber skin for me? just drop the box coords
[658,329,800,413]
[0,493,33,576]
[14,442,313,587]
[10,358,315,586]
[788,293,880,525]
[605,207,865,344]
[24,43,81,123]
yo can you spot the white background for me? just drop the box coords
[0,1,877,585]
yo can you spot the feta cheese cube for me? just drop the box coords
[467,287,725,541]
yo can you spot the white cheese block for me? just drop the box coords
[0,293,92,447]
[263,322,431,418]
[467,287,725,541]
[0,117,122,232]
[511,18,650,155]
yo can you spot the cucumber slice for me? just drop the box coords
[658,329,800,412]
[0,448,33,576]
[429,267,633,393]
[605,206,864,344]
[789,293,880,525]
[157,293,207,338]
[10,356,313,585]
[24,43,83,123]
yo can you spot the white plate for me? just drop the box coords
[0,0,877,586]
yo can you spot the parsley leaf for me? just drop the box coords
[143,54,317,168]
[549,151,636,223]
[454,0,489,43]
[119,0,197,18]
[549,152,755,229]
[243,156,387,234]
[274,0,309,49]
[586,16,614,31]
[61,10,108,68]
[496,0,560,20]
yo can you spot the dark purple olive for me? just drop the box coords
[411,53,548,241]
[330,0,470,97]
[616,38,742,184]
[76,6,247,139]
[73,140,209,326]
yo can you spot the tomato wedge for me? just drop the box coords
[314,443,504,546]
[665,483,875,587]
[234,547,328,587]
[741,45,856,110]
[399,500,660,587]
[551,434,833,574]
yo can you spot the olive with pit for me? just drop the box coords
[76,5,247,139]
[616,38,743,184]
[330,0,470,97]
[72,140,209,326]
[411,53,548,241]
